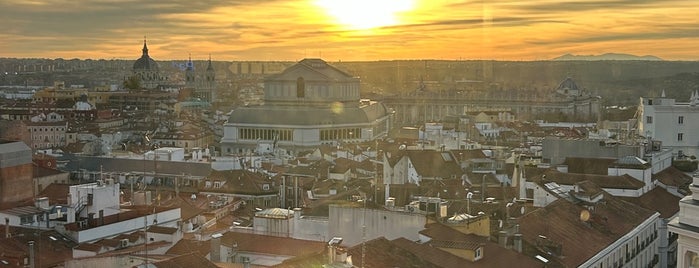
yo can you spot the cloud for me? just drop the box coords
[0,0,698,60]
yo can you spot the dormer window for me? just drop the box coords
[263,184,270,190]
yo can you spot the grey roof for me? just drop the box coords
[133,40,159,71]
[227,102,389,126]
[60,155,211,177]
[0,140,31,168]
[556,77,580,91]
[255,208,294,219]
[613,156,649,167]
[265,58,354,82]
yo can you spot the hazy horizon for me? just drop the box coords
[2,0,699,61]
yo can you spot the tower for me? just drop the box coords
[185,54,195,88]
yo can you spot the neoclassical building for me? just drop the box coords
[385,77,601,124]
[221,58,393,155]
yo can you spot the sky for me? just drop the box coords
[1,0,698,61]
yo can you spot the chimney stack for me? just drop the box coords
[210,233,222,262]
[514,233,523,253]
[243,257,251,268]
[498,230,508,248]
[28,241,35,268]
[5,218,9,238]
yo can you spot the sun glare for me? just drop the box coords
[315,0,415,30]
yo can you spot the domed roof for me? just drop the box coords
[133,39,159,71]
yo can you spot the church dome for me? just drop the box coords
[132,39,159,71]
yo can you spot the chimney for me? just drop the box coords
[498,230,508,248]
[243,257,251,268]
[327,244,335,264]
[210,233,222,262]
[514,233,523,253]
[28,241,35,268]
[5,218,9,238]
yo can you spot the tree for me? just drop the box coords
[123,76,141,90]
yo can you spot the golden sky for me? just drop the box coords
[1,0,698,61]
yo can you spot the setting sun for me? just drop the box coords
[315,0,415,30]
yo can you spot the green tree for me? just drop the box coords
[123,76,141,90]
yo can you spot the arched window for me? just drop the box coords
[296,77,305,98]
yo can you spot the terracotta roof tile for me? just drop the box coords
[166,239,211,257]
[536,169,645,190]
[620,186,682,218]
[221,232,325,257]
[152,253,219,268]
[517,195,656,267]
[653,166,692,188]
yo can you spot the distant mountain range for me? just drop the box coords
[553,53,663,61]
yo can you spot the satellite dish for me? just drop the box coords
[580,209,591,222]
[398,144,407,150]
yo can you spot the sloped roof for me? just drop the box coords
[563,157,617,175]
[536,169,645,190]
[206,169,276,195]
[611,156,650,169]
[256,208,294,219]
[221,232,325,257]
[152,253,218,268]
[406,150,464,179]
[266,58,355,82]
[653,166,692,188]
[556,77,580,92]
[420,222,488,242]
[392,237,541,268]
[166,239,211,257]
[517,195,657,267]
[620,186,682,218]
[38,183,71,205]
[147,226,178,235]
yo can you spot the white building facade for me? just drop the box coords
[638,91,699,157]
[669,174,699,268]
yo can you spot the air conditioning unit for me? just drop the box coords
[120,239,128,248]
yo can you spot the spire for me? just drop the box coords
[142,36,149,56]
[206,54,214,71]
[661,89,666,98]
[186,53,194,71]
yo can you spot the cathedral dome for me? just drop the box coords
[132,39,159,71]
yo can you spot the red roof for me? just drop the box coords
[517,195,656,267]
[221,232,325,257]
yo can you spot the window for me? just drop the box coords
[678,133,684,141]
[679,116,684,124]
[296,77,305,98]
[646,116,652,124]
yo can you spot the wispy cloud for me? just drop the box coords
[0,0,697,60]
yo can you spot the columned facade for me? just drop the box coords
[221,59,393,155]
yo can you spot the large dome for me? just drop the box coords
[133,55,159,71]
[132,39,159,71]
